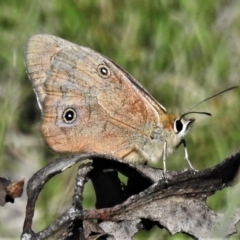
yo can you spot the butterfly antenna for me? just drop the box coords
[180,86,238,120]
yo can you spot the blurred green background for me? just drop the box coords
[1,0,240,239]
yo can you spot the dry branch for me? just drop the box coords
[21,151,240,240]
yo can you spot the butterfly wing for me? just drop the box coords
[25,34,168,162]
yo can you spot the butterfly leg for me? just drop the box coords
[122,144,169,181]
[181,139,198,172]
[162,141,169,182]
[163,141,167,173]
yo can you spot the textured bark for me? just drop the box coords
[21,151,240,240]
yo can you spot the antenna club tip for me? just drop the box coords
[204,112,212,117]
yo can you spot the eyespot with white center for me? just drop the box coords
[62,108,77,124]
[97,64,111,78]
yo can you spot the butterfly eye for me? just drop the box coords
[97,64,111,78]
[63,108,77,123]
[174,119,183,133]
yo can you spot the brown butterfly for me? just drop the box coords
[25,34,237,172]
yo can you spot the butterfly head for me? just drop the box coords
[173,110,212,139]
[160,110,210,147]
[173,116,195,139]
